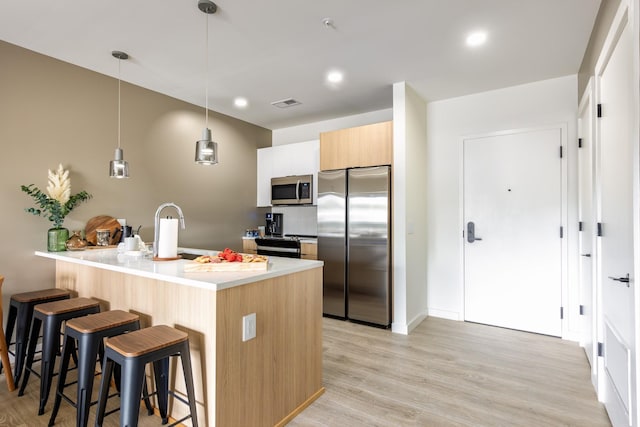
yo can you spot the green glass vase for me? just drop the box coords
[47,227,69,252]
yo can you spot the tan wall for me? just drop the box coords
[0,40,271,309]
[578,0,622,97]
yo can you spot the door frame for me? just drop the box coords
[459,123,569,337]
[578,76,600,391]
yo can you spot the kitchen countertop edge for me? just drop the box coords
[35,248,323,292]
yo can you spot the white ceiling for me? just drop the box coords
[0,0,601,130]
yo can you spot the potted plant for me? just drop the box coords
[21,164,92,251]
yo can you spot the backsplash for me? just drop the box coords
[271,206,317,236]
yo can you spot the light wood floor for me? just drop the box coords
[0,317,611,427]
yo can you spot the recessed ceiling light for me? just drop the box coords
[234,97,248,108]
[326,70,344,84]
[466,31,487,47]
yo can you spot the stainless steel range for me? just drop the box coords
[255,237,301,258]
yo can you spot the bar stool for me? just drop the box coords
[48,310,151,427]
[19,297,101,416]
[95,325,199,427]
[0,276,16,391]
[2,288,71,384]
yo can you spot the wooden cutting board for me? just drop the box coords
[85,215,122,246]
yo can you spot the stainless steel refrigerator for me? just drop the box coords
[317,166,391,327]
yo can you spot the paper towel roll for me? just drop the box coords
[158,218,179,258]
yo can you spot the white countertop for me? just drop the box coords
[35,247,323,291]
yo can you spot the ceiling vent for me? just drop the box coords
[271,98,302,108]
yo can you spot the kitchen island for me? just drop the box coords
[35,248,324,427]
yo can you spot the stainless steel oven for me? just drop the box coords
[271,174,312,205]
[255,237,301,258]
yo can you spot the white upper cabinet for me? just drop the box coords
[257,140,319,207]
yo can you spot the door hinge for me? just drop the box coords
[597,222,603,237]
[578,138,583,148]
[560,226,564,238]
[559,146,563,158]
[597,103,602,118]
[579,305,584,315]
[560,307,564,319]
[598,342,604,357]
[579,221,583,231]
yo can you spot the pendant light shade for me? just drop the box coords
[195,0,219,166]
[109,148,129,178]
[110,50,130,178]
[195,128,218,164]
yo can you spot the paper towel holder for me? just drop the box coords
[153,202,186,260]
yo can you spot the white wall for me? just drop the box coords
[392,82,429,334]
[426,75,580,338]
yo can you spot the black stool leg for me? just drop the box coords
[48,334,75,426]
[180,342,199,427]
[14,302,34,384]
[152,357,170,425]
[120,358,147,427]
[18,316,41,396]
[95,357,115,427]
[38,316,61,415]
[75,333,101,427]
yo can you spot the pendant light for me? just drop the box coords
[195,0,219,165]
[109,51,130,178]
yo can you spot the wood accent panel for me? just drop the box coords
[301,242,317,260]
[320,121,393,171]
[242,238,258,254]
[54,260,323,426]
[0,276,16,391]
[216,268,323,427]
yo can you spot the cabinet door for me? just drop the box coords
[301,242,317,260]
[257,148,273,207]
[320,121,392,170]
[242,239,257,254]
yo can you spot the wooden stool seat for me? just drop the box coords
[10,288,71,303]
[3,288,71,385]
[66,309,139,334]
[105,324,188,357]
[48,310,151,427]
[19,297,101,415]
[96,325,198,427]
[0,276,16,392]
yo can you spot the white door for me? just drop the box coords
[596,13,635,427]
[578,85,597,381]
[464,128,562,336]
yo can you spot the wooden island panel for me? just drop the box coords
[54,259,323,426]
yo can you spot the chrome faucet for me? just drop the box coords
[153,202,186,258]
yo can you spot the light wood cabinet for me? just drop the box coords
[242,238,257,254]
[301,242,317,260]
[319,121,393,171]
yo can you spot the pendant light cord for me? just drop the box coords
[117,57,122,149]
[204,11,209,129]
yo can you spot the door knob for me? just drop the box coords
[467,222,483,243]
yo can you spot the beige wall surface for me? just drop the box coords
[578,0,622,97]
[0,41,271,307]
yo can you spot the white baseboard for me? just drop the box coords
[428,308,462,321]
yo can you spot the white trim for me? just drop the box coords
[427,308,462,321]
[459,123,569,338]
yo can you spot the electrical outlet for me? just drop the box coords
[242,313,256,342]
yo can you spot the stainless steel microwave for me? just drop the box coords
[271,174,313,205]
